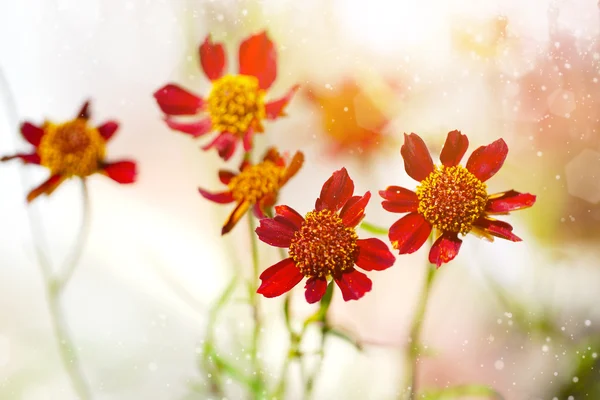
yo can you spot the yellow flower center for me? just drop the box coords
[289,210,358,278]
[207,74,266,135]
[38,119,106,177]
[416,165,488,234]
[228,161,284,203]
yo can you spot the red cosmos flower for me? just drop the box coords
[154,31,299,161]
[1,101,137,202]
[380,131,536,267]
[256,168,396,303]
[199,147,304,235]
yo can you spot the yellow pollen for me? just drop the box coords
[38,119,106,177]
[416,165,488,234]
[207,74,266,135]
[228,161,284,203]
[288,209,358,279]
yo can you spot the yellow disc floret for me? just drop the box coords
[289,210,358,278]
[228,161,284,203]
[207,74,266,135]
[416,165,488,234]
[38,118,106,177]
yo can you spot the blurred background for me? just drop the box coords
[0,0,599,399]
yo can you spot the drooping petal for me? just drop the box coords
[20,122,44,147]
[304,277,328,304]
[198,188,234,204]
[201,132,238,161]
[199,35,227,81]
[1,153,41,164]
[280,151,304,186]
[262,147,284,165]
[164,117,213,138]
[465,138,508,182]
[400,133,434,182]
[102,161,137,183]
[473,217,522,241]
[77,101,91,119]
[218,169,237,185]
[340,191,371,227]
[238,31,277,90]
[274,205,305,230]
[379,186,419,213]
[388,212,432,254]
[486,190,537,214]
[252,203,267,219]
[256,213,300,247]
[355,238,395,271]
[315,167,354,212]
[242,128,254,152]
[440,130,469,167]
[222,201,251,235]
[334,268,372,301]
[26,174,65,203]
[153,84,205,116]
[97,121,119,142]
[257,258,303,298]
[265,85,300,120]
[428,232,462,267]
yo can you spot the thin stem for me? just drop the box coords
[359,221,389,236]
[248,214,264,397]
[304,326,327,399]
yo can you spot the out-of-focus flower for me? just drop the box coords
[199,147,304,235]
[154,31,299,161]
[1,101,137,202]
[380,131,536,267]
[256,168,395,303]
[451,16,508,59]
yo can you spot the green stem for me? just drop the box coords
[248,214,264,397]
[359,221,389,236]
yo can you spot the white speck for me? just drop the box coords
[504,312,513,318]
[592,352,597,358]
[149,362,158,371]
[494,360,504,370]
[325,83,332,90]
[541,85,547,91]
[554,371,558,376]
[537,151,543,157]
[572,376,579,383]
[497,319,502,324]
[343,107,348,112]
[564,63,571,69]
[585,320,591,326]
[241,9,248,16]
[556,175,561,180]
[569,396,575,400]
[216,14,224,22]
[542,345,549,352]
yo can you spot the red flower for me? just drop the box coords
[380,131,536,267]
[1,101,137,202]
[256,168,395,303]
[154,31,299,161]
[199,147,304,235]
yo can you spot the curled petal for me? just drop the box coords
[200,35,226,81]
[218,169,237,185]
[238,31,277,90]
[257,258,303,298]
[252,203,267,219]
[305,277,328,304]
[401,133,434,182]
[315,167,354,212]
[473,217,522,242]
[265,85,300,120]
[440,130,469,167]
[486,190,536,214]
[21,122,44,147]
[340,192,371,227]
[154,84,205,116]
[26,174,65,203]
[466,138,508,182]
[102,161,137,183]
[77,101,91,119]
[355,238,395,271]
[97,121,119,141]
[256,213,300,247]
[379,186,419,213]
[274,205,305,230]
[429,232,462,267]
[198,188,234,204]
[262,147,284,165]
[1,153,41,164]
[389,212,432,254]
[334,268,372,301]
[201,132,238,161]
[242,128,254,152]
[164,117,212,138]
[281,151,304,186]
[222,201,251,235]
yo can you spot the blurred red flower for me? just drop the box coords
[380,131,536,267]
[256,168,395,303]
[154,31,299,161]
[1,101,136,202]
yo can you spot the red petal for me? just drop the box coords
[20,122,44,147]
[201,132,238,161]
[340,191,371,227]
[198,188,234,204]
[400,133,434,182]
[486,190,536,213]
[199,35,226,81]
[257,258,303,298]
[274,205,305,230]
[1,153,41,164]
[315,167,355,212]
[473,217,522,241]
[429,232,462,267]
[262,147,284,165]
[280,151,304,186]
[334,268,372,301]
[154,84,205,116]
[440,130,469,167]
[238,31,277,90]
[256,214,300,247]
[304,277,328,304]
[164,117,212,138]
[355,238,395,271]
[77,101,91,119]
[265,85,300,120]
[26,174,65,203]
[102,161,137,183]
[379,186,419,213]
[218,169,237,185]
[388,212,432,254]
[252,203,267,219]
[222,201,251,235]
[97,121,119,141]
[242,128,254,152]
[466,138,508,182]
